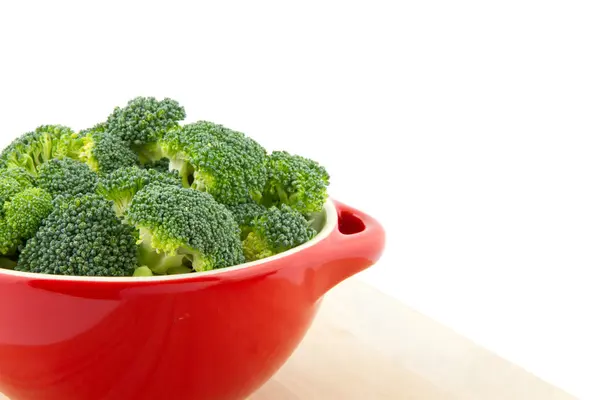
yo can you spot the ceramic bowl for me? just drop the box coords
[0,199,385,400]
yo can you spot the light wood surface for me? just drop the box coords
[0,279,577,400]
[251,279,576,400]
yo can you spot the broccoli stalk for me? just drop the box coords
[133,266,154,277]
[0,256,17,270]
[167,156,196,188]
[136,228,188,274]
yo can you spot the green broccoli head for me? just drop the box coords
[106,97,186,163]
[0,167,35,188]
[142,157,172,174]
[0,125,75,175]
[97,166,181,216]
[0,172,35,253]
[37,158,98,197]
[15,193,138,276]
[0,176,31,216]
[67,124,140,173]
[125,183,244,274]
[4,187,53,239]
[161,121,268,205]
[262,150,330,214]
[0,187,53,256]
[0,224,19,256]
[242,204,316,261]
[226,202,268,239]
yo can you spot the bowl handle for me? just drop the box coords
[311,199,386,300]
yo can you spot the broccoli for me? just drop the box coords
[67,123,140,173]
[37,158,98,197]
[0,176,31,217]
[125,183,244,274]
[262,150,330,214]
[15,193,138,276]
[242,204,316,261]
[160,121,268,205]
[0,167,35,187]
[106,96,186,163]
[0,167,35,218]
[142,157,172,174]
[5,187,53,239]
[0,125,75,175]
[0,173,29,252]
[97,166,181,216]
[0,223,20,256]
[0,187,53,256]
[227,202,268,239]
[0,96,333,277]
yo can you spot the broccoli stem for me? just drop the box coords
[20,156,37,176]
[135,143,164,165]
[0,256,17,270]
[136,228,185,275]
[112,196,134,218]
[275,184,289,204]
[169,158,194,188]
[166,266,192,275]
[41,133,54,165]
[189,253,213,272]
[133,266,154,276]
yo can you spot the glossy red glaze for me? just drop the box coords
[0,199,385,400]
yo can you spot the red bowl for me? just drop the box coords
[0,199,385,400]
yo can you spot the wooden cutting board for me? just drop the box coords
[250,278,576,400]
[0,279,576,400]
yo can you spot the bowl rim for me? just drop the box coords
[0,199,339,282]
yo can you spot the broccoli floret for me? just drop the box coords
[5,187,53,239]
[0,167,35,188]
[0,187,53,256]
[106,96,186,163]
[242,204,316,261]
[0,168,35,218]
[0,176,31,216]
[97,166,181,216]
[0,125,75,175]
[0,173,33,252]
[161,121,268,205]
[262,150,330,214]
[66,124,140,173]
[0,177,23,206]
[0,224,20,256]
[15,193,138,276]
[37,158,98,197]
[142,157,172,174]
[125,183,244,274]
[226,202,268,239]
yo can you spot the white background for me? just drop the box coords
[0,1,598,399]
